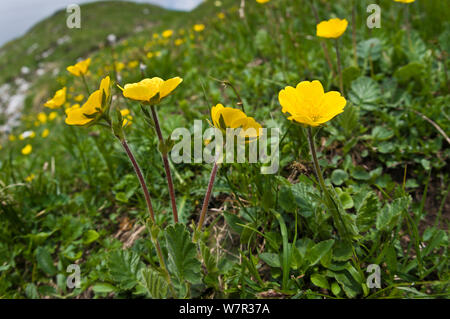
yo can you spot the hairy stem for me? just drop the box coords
[309,0,336,77]
[81,74,91,95]
[120,138,176,296]
[120,139,155,222]
[307,127,349,240]
[195,161,219,241]
[335,39,344,94]
[150,105,179,223]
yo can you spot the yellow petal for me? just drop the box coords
[160,77,183,98]
[65,107,94,126]
[123,78,160,102]
[80,90,102,115]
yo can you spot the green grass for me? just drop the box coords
[0,0,448,299]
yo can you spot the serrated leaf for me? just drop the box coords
[376,196,411,231]
[138,268,169,299]
[355,192,379,232]
[25,283,39,299]
[108,250,143,290]
[164,223,201,284]
[357,38,382,61]
[349,76,381,111]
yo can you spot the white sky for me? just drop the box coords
[0,0,203,46]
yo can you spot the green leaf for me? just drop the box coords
[342,66,361,87]
[376,196,411,231]
[339,192,354,210]
[308,239,335,267]
[36,247,57,276]
[331,282,341,296]
[164,223,201,284]
[25,283,39,299]
[224,212,244,234]
[333,241,353,261]
[92,283,117,294]
[259,252,281,268]
[355,191,379,232]
[108,250,143,290]
[351,166,370,181]
[357,38,382,61]
[138,268,169,299]
[272,211,291,290]
[311,273,330,290]
[83,230,100,245]
[331,169,348,186]
[278,185,296,212]
[394,62,424,84]
[378,141,396,154]
[349,76,381,111]
[371,126,394,141]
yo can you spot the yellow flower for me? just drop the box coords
[9,134,16,141]
[25,173,36,182]
[146,52,154,59]
[162,30,174,38]
[394,0,414,3]
[44,87,66,109]
[65,76,111,126]
[122,115,133,127]
[67,58,91,76]
[21,144,32,155]
[115,62,125,72]
[121,77,183,105]
[175,39,184,46]
[279,80,346,127]
[211,104,262,139]
[37,112,47,124]
[256,0,270,3]
[42,128,50,138]
[128,60,139,69]
[316,18,348,39]
[217,13,225,19]
[74,94,84,102]
[120,109,130,117]
[48,112,58,120]
[193,24,205,32]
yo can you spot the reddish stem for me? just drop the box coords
[121,139,156,222]
[196,161,219,235]
[150,105,179,223]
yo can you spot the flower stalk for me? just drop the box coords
[334,39,344,94]
[150,105,179,223]
[307,127,349,240]
[119,137,175,296]
[120,138,156,222]
[81,74,91,95]
[195,160,219,242]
